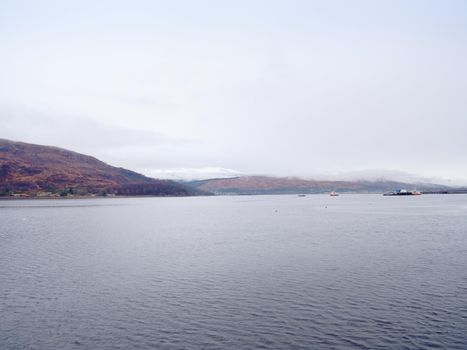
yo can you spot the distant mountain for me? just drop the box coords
[187,176,451,195]
[144,167,242,181]
[0,139,209,197]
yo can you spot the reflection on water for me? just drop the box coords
[1,195,467,349]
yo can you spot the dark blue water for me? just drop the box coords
[1,194,467,349]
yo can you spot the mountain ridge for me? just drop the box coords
[0,138,459,197]
[0,139,208,197]
[186,175,452,195]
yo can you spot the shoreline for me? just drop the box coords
[1,192,466,201]
[0,194,210,200]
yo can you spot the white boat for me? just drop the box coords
[330,191,339,196]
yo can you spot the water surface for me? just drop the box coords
[1,194,467,349]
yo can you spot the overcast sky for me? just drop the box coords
[1,0,466,183]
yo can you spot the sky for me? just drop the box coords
[1,0,466,183]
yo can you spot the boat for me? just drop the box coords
[330,191,339,196]
[383,189,422,196]
[297,194,306,197]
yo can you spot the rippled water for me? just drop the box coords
[1,194,467,349]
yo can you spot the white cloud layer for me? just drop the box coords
[1,1,466,183]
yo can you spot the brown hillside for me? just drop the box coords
[0,139,205,196]
[188,176,447,195]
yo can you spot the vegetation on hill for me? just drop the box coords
[0,139,209,197]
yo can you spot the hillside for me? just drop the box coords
[0,139,208,197]
[187,176,450,195]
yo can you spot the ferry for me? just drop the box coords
[383,189,421,196]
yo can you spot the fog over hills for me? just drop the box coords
[1,138,457,197]
[148,167,467,187]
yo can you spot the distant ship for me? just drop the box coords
[330,191,339,196]
[297,194,306,197]
[383,189,421,196]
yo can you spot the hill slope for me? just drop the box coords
[187,176,449,195]
[0,139,207,197]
